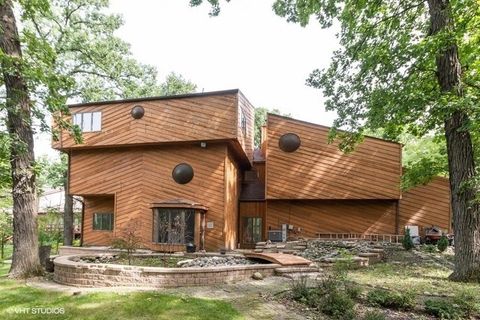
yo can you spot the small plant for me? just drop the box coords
[437,235,449,252]
[111,220,143,265]
[363,310,386,320]
[367,288,416,310]
[319,289,355,320]
[423,244,437,253]
[290,275,310,303]
[345,282,362,300]
[424,299,463,319]
[453,289,479,317]
[402,228,414,251]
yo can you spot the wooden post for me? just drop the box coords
[200,211,206,251]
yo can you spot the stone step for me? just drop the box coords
[369,248,385,253]
[275,266,320,274]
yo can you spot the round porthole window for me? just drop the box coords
[172,163,194,184]
[279,133,301,152]
[131,105,145,119]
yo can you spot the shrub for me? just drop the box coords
[363,310,386,320]
[423,244,437,253]
[367,289,416,310]
[424,299,463,319]
[319,290,355,320]
[345,282,362,300]
[454,289,479,317]
[402,228,414,251]
[290,275,310,303]
[437,235,449,252]
[111,220,143,265]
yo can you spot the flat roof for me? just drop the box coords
[68,89,240,108]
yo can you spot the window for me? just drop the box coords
[152,208,194,244]
[73,112,102,132]
[240,109,247,136]
[93,213,113,231]
[242,217,262,244]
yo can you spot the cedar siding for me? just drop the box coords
[399,177,451,234]
[266,114,402,200]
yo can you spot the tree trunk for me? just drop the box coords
[63,177,74,246]
[0,0,43,278]
[428,0,480,282]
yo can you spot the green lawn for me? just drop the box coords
[0,263,243,320]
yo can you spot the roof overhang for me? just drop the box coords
[150,199,208,211]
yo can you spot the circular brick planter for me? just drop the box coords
[53,255,280,288]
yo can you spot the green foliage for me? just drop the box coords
[363,311,386,320]
[0,211,13,260]
[437,235,449,253]
[290,275,311,303]
[402,228,414,251]
[320,289,356,319]
[367,289,416,311]
[345,282,362,300]
[160,72,197,96]
[37,209,63,252]
[111,220,143,265]
[424,299,464,319]
[454,289,480,317]
[423,244,437,253]
[254,107,291,147]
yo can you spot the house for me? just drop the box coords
[52,89,451,251]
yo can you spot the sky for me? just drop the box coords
[36,0,339,159]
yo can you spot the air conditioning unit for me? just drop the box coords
[268,230,283,242]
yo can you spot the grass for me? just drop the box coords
[0,262,243,320]
[1,244,13,261]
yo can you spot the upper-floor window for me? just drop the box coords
[240,109,247,136]
[73,112,102,132]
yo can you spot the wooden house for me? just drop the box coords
[53,89,451,251]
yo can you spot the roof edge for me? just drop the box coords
[68,89,240,108]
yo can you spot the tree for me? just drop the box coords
[192,0,480,282]
[1,0,197,277]
[254,107,291,147]
[0,0,43,277]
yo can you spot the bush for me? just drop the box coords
[345,282,362,300]
[437,235,449,252]
[319,290,355,320]
[290,276,311,303]
[425,299,463,319]
[454,289,479,317]
[367,289,416,310]
[423,244,437,253]
[402,228,414,251]
[363,310,386,320]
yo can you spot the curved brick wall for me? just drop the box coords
[54,255,279,288]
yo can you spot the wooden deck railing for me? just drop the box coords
[315,233,403,243]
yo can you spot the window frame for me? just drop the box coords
[92,212,114,231]
[72,111,102,133]
[152,208,195,245]
[240,109,247,136]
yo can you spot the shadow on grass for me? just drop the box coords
[0,263,243,320]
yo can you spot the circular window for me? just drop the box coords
[172,163,194,184]
[279,133,301,152]
[131,105,145,119]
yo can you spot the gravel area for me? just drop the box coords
[179,256,256,268]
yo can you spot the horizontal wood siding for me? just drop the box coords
[399,177,451,234]
[83,196,115,246]
[237,92,255,161]
[266,200,397,238]
[266,115,401,200]
[54,94,238,149]
[224,151,241,250]
[70,144,229,251]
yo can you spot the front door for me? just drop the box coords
[241,217,262,248]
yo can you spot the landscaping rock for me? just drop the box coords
[252,272,263,280]
[180,256,255,268]
[176,259,194,267]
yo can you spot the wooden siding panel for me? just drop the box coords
[266,115,401,200]
[54,94,238,149]
[224,151,241,250]
[399,177,451,234]
[237,92,255,161]
[83,196,115,246]
[70,144,228,251]
[266,200,397,238]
